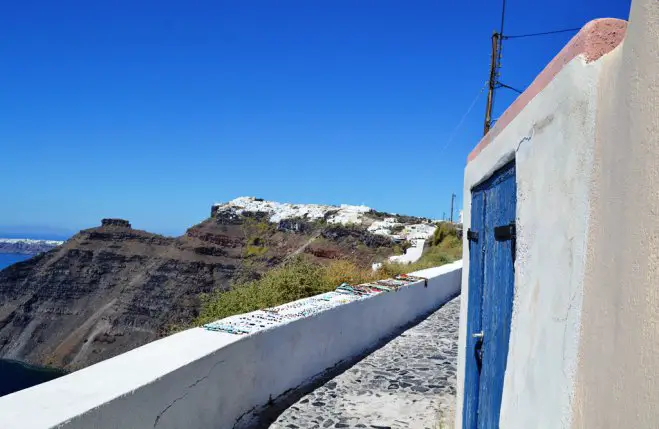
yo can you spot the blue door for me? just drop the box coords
[463,161,516,429]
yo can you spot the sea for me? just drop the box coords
[0,359,66,397]
[0,253,32,270]
[0,253,67,397]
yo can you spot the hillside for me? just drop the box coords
[0,199,438,370]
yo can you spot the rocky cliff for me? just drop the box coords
[0,198,437,370]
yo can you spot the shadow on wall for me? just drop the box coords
[249,290,461,428]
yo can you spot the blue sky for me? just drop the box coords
[0,0,630,236]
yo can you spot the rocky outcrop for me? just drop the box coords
[321,224,394,248]
[277,219,314,234]
[0,200,438,371]
[100,219,131,228]
[0,209,405,370]
[0,225,222,370]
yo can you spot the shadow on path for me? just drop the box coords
[248,292,461,429]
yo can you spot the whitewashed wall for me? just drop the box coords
[455,19,627,429]
[0,262,462,429]
[572,1,659,426]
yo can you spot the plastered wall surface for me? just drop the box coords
[456,57,600,429]
[0,262,462,429]
[496,58,600,429]
[572,0,659,427]
[455,18,627,429]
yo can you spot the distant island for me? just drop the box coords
[0,238,64,255]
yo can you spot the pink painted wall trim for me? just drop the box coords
[467,18,627,163]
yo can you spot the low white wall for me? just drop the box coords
[0,262,462,429]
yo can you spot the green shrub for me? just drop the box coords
[197,256,397,324]
[322,259,380,286]
[380,231,462,276]
[432,222,458,246]
[196,230,463,325]
[197,257,331,324]
[245,245,268,258]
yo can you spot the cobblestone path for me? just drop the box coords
[268,296,460,429]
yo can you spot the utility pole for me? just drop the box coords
[450,193,456,223]
[483,31,501,136]
[443,212,446,221]
[484,0,507,135]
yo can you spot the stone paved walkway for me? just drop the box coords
[268,297,460,429]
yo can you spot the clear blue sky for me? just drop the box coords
[0,0,630,236]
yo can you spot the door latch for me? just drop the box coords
[494,221,516,241]
[494,221,517,265]
[467,229,479,242]
[472,331,484,339]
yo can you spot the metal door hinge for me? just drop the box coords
[474,331,484,369]
[494,221,516,241]
[467,229,479,242]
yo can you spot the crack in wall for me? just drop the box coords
[515,129,535,154]
[515,115,554,155]
[152,359,226,428]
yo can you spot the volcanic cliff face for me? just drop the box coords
[0,199,437,370]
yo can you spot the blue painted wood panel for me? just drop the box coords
[462,189,485,429]
[477,162,516,429]
[463,161,516,429]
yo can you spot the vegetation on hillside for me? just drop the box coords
[382,222,461,274]
[196,222,462,324]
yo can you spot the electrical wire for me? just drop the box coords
[503,27,581,40]
[499,0,507,39]
[489,0,577,118]
[497,82,523,94]
[487,0,576,136]
[490,0,507,129]
[497,0,506,72]
[439,81,489,155]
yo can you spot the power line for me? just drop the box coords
[490,26,581,104]
[503,27,581,40]
[498,0,507,65]
[482,0,582,135]
[493,0,507,119]
[483,0,507,135]
[497,82,523,94]
[439,80,488,154]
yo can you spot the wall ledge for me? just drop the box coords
[0,262,463,429]
[467,18,627,163]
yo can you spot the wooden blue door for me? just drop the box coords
[463,161,516,429]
